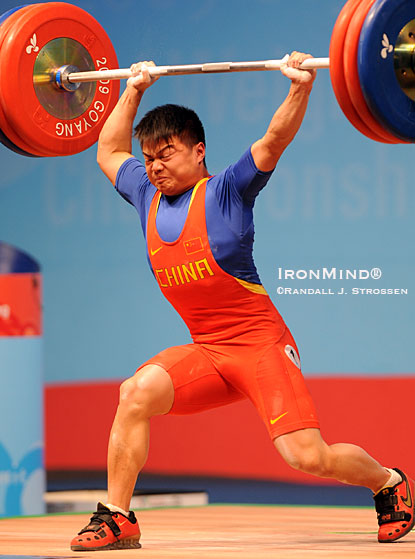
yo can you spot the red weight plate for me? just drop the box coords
[0,2,119,157]
[344,0,403,143]
[329,0,390,142]
[0,4,51,156]
[0,5,43,156]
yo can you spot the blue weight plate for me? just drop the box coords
[0,5,39,157]
[358,0,415,142]
[0,129,38,157]
[0,6,26,25]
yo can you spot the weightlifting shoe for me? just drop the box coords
[70,502,141,551]
[374,468,415,542]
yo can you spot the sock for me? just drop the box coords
[374,468,402,495]
[106,503,130,517]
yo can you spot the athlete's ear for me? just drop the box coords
[194,142,206,164]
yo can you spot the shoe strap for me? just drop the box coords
[78,510,121,537]
[374,492,397,511]
[378,510,408,525]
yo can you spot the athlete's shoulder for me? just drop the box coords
[207,146,273,205]
[115,157,156,206]
[116,157,148,188]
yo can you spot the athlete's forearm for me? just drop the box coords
[267,81,313,149]
[97,85,144,159]
[252,81,313,172]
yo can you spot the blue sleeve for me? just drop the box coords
[205,147,273,283]
[231,146,274,202]
[209,147,273,236]
[115,157,156,236]
[115,157,148,205]
[214,147,274,210]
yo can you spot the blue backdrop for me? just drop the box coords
[1,0,414,383]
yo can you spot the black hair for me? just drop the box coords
[134,104,206,152]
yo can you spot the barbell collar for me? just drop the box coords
[55,64,82,91]
[65,57,331,85]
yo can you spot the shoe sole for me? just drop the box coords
[378,470,415,543]
[378,516,415,543]
[71,538,142,551]
[379,485,415,543]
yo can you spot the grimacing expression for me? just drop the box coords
[142,136,206,195]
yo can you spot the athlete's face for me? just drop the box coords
[142,136,206,196]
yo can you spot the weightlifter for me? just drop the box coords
[70,52,414,551]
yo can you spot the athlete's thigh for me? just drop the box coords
[137,344,245,414]
[252,328,320,439]
[205,328,320,439]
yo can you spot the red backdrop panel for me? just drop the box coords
[45,376,415,483]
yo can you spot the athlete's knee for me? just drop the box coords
[118,365,174,418]
[284,447,329,476]
[274,429,331,477]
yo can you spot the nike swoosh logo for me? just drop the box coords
[270,412,288,425]
[401,476,413,509]
[150,247,162,256]
[119,520,128,526]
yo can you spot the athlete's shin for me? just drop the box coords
[327,443,390,491]
[321,442,389,490]
[107,408,150,511]
[106,365,174,511]
[275,428,390,491]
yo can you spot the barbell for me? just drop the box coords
[0,0,414,157]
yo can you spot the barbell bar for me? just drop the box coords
[62,58,331,87]
[0,0,414,158]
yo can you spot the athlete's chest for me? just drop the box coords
[146,180,216,290]
[154,188,194,243]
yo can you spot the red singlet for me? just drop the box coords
[139,178,319,439]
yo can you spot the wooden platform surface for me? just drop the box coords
[1,504,415,558]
